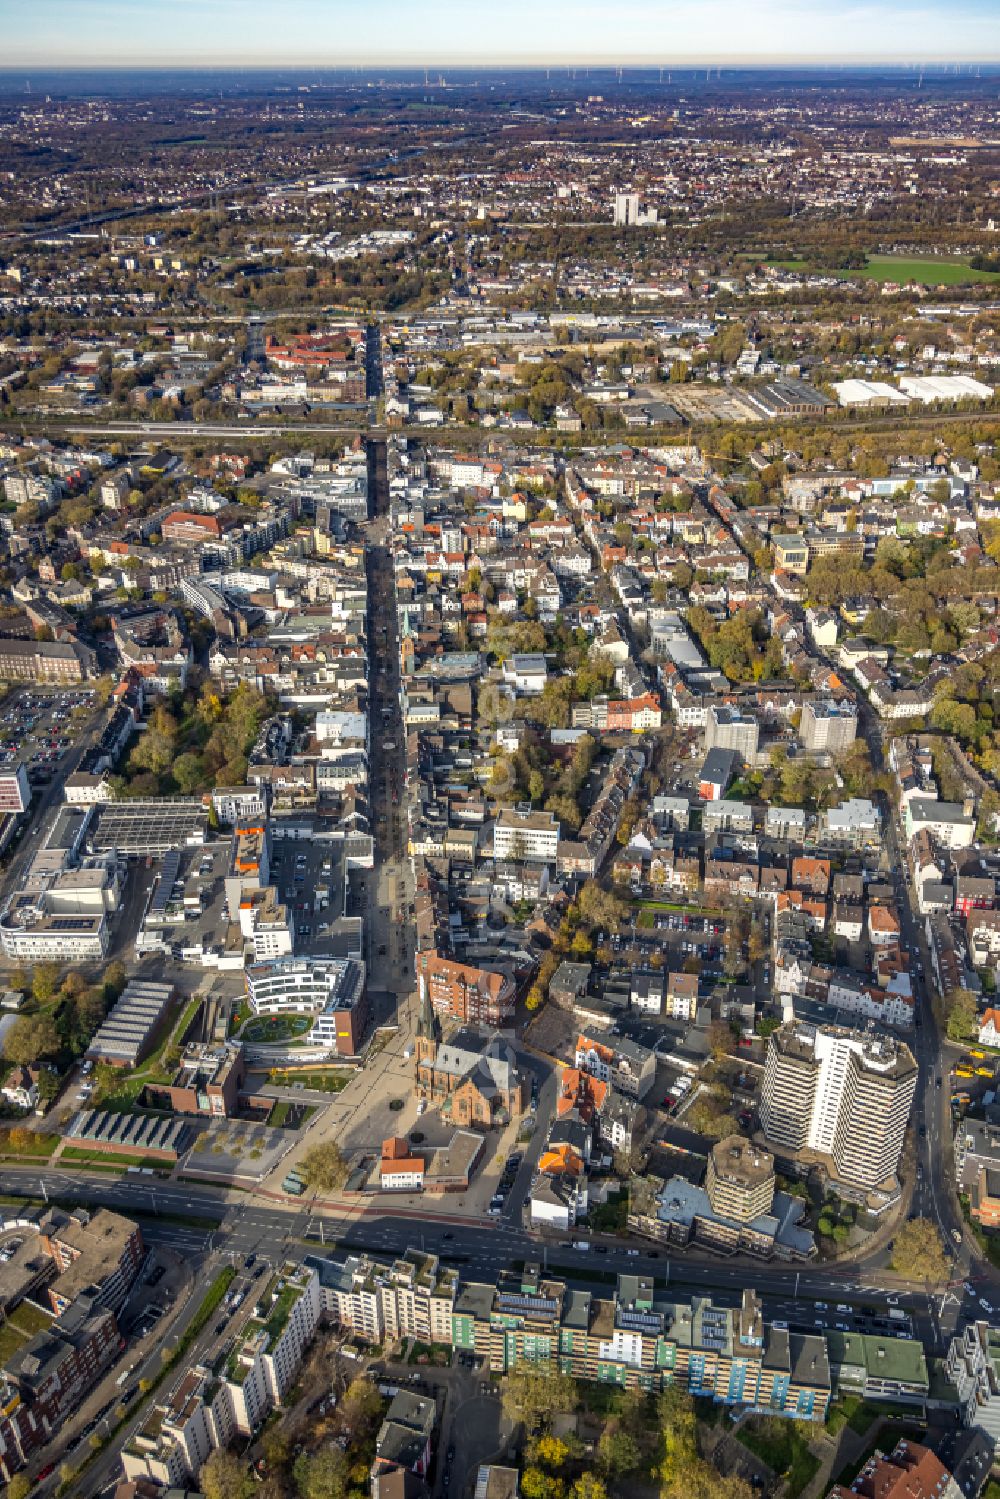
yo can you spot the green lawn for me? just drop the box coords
[0,1131,59,1159]
[268,1099,317,1128]
[825,1396,886,1436]
[173,994,203,1043]
[851,255,1000,286]
[11,1301,51,1335]
[738,1417,821,1498]
[242,1013,313,1044]
[91,1073,150,1110]
[267,1068,351,1092]
[59,1146,168,1170]
[747,252,1000,286]
[634,899,722,918]
[589,1193,628,1233]
[0,1321,28,1365]
[229,1000,251,1035]
[267,1098,317,1128]
[0,1300,53,1363]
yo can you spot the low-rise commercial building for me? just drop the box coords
[144,1041,252,1120]
[492,807,560,864]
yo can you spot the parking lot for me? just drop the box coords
[488,1148,524,1218]
[0,687,97,786]
[270,837,331,942]
[268,831,360,955]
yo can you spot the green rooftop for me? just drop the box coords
[826,1331,929,1391]
[261,1279,305,1346]
[223,1267,309,1382]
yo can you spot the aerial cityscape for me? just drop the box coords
[3,7,1000,1499]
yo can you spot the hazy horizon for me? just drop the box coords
[5,0,1000,69]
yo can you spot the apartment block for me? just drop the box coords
[221,1263,321,1434]
[705,704,760,762]
[416,953,516,1027]
[759,1022,916,1206]
[946,1322,1000,1452]
[40,1206,144,1315]
[800,699,858,755]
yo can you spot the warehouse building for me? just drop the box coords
[86,979,175,1067]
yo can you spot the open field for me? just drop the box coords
[760,253,1000,285]
[852,255,1000,285]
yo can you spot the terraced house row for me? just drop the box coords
[307,1250,932,1420]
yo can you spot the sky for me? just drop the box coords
[3,0,1000,67]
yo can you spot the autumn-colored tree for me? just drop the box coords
[3,1014,61,1066]
[300,1142,348,1193]
[293,1448,348,1499]
[532,1435,570,1470]
[31,963,60,1004]
[200,1448,254,1499]
[891,1218,951,1284]
[502,1362,578,1427]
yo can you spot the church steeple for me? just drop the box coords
[417,980,439,1045]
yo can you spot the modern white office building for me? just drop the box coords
[492,807,560,864]
[244,956,369,1055]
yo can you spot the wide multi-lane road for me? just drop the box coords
[0,1163,964,1351]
